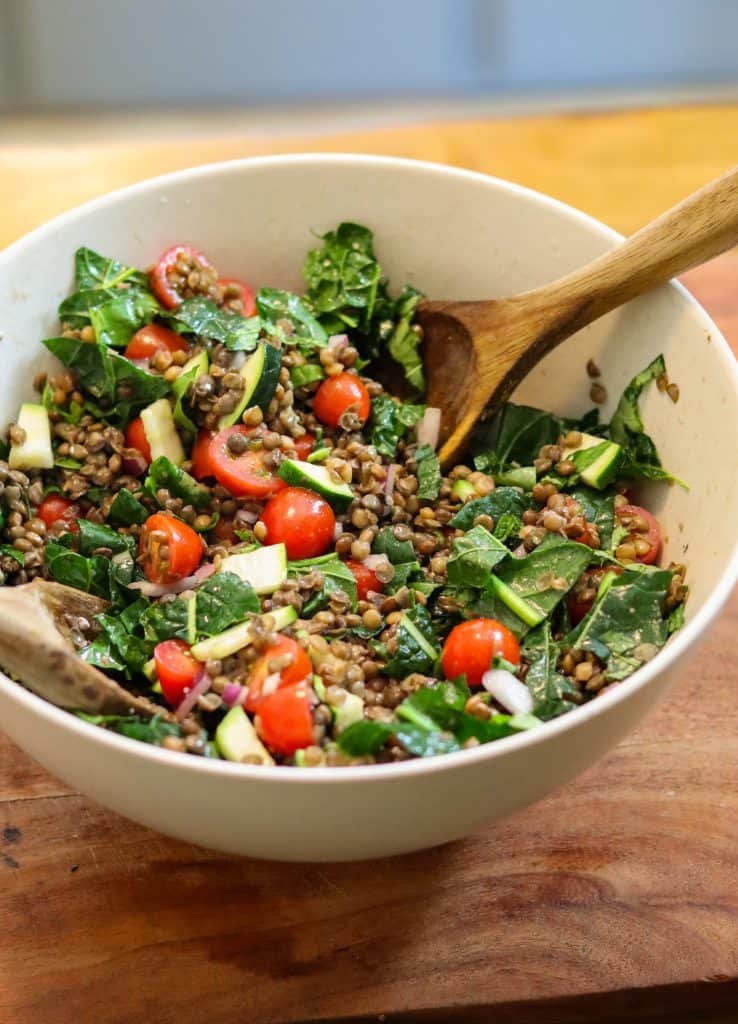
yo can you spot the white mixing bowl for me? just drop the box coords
[0,155,736,861]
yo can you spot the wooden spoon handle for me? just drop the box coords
[510,164,738,347]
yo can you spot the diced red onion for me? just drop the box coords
[121,449,149,477]
[333,521,344,541]
[327,333,349,352]
[230,351,247,370]
[176,671,212,721]
[221,682,245,708]
[481,669,533,714]
[261,672,281,698]
[128,358,151,371]
[416,407,441,451]
[127,561,216,597]
[384,463,398,497]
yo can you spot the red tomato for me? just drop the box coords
[125,416,152,463]
[293,433,316,460]
[245,636,313,713]
[124,323,189,361]
[256,680,315,756]
[567,566,623,625]
[616,503,661,565]
[218,277,257,318]
[149,244,214,309]
[441,618,521,687]
[208,425,286,499]
[139,512,204,584]
[37,495,79,533]
[345,559,382,601]
[191,430,215,480]
[258,487,335,560]
[312,372,371,428]
[154,639,204,708]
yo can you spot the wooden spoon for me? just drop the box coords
[0,578,169,718]
[418,166,738,467]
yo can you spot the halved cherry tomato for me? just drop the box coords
[191,429,215,480]
[37,495,79,533]
[154,639,204,708]
[313,372,371,428]
[149,244,214,310]
[258,486,335,560]
[615,503,661,565]
[293,433,316,461]
[208,425,286,499]
[218,277,257,318]
[139,512,203,584]
[441,618,521,688]
[566,566,623,625]
[245,636,313,713]
[124,323,189,361]
[256,680,315,756]
[125,417,152,463]
[345,559,382,601]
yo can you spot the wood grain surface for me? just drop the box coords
[1,107,737,1024]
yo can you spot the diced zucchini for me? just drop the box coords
[493,466,536,491]
[219,341,281,429]
[488,575,545,628]
[141,398,185,466]
[8,403,53,470]
[191,604,297,662]
[451,478,476,502]
[566,432,622,490]
[306,447,331,464]
[332,691,365,734]
[278,458,354,508]
[218,544,287,595]
[216,706,274,765]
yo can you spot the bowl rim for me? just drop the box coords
[1,151,737,785]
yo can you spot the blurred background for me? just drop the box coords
[2,0,737,142]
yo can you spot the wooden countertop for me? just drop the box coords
[1,106,737,1024]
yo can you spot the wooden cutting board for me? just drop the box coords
[0,108,737,1024]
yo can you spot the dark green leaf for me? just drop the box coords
[89,289,160,347]
[96,612,152,674]
[369,394,426,459]
[449,488,532,531]
[0,545,24,567]
[336,719,393,755]
[386,286,424,391]
[256,288,327,350]
[373,526,415,565]
[79,634,127,673]
[290,363,325,388]
[108,488,148,526]
[494,534,593,622]
[565,568,673,680]
[446,524,509,588]
[384,604,440,678]
[44,541,109,597]
[76,519,134,557]
[76,712,181,745]
[521,622,578,719]
[493,513,520,544]
[141,572,259,644]
[303,222,382,332]
[168,298,261,351]
[143,456,211,510]
[288,553,357,615]
[74,247,149,292]
[569,485,615,549]
[415,443,441,501]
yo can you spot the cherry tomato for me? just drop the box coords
[258,487,335,560]
[191,429,215,480]
[218,277,257,318]
[125,417,152,463]
[149,244,214,309]
[139,512,204,584]
[345,559,382,601]
[312,372,371,429]
[245,636,313,713]
[441,618,521,687]
[615,503,661,565]
[154,639,204,708]
[256,680,315,756]
[208,425,286,499]
[293,433,316,461]
[124,323,189,361]
[567,566,623,625]
[37,495,79,533]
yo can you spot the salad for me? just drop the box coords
[0,224,687,766]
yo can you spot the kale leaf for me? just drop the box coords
[256,288,327,350]
[446,524,509,589]
[76,712,182,745]
[143,456,211,510]
[386,286,424,392]
[303,222,382,333]
[384,604,440,678]
[288,553,358,615]
[415,443,441,501]
[449,488,532,531]
[521,622,579,719]
[107,488,148,527]
[89,289,160,348]
[369,394,426,458]
[167,298,261,352]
